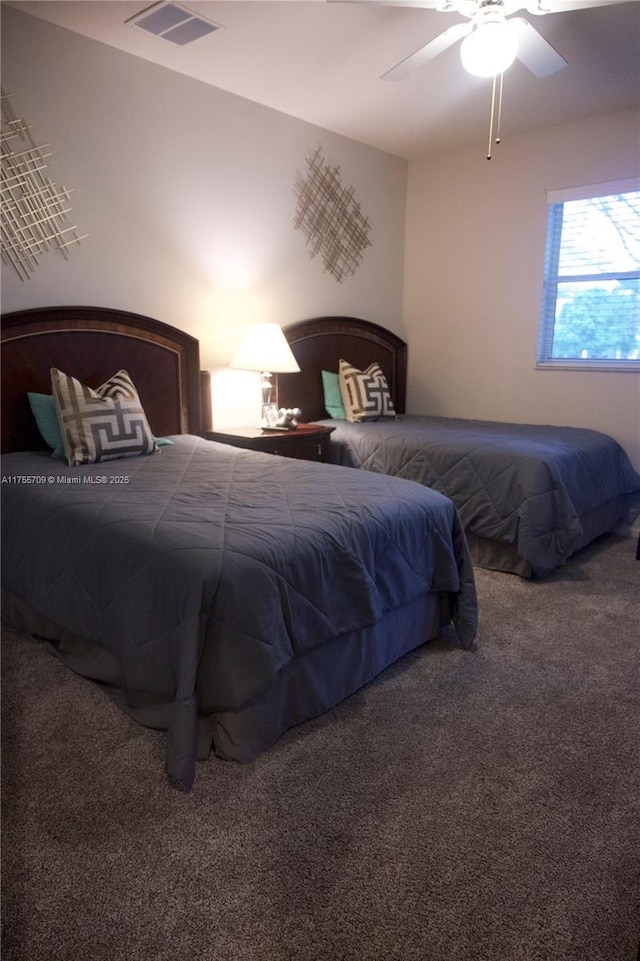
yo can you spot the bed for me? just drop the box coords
[278,316,640,579]
[1,306,478,790]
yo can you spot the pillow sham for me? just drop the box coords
[28,390,173,458]
[50,368,157,466]
[338,359,396,423]
[321,370,346,420]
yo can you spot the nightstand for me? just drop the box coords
[204,424,335,463]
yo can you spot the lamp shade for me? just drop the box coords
[460,20,518,77]
[229,323,300,374]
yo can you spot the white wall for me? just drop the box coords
[3,7,639,467]
[404,109,640,472]
[1,6,407,426]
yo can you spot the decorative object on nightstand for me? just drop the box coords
[229,323,300,429]
[262,403,281,429]
[275,407,302,430]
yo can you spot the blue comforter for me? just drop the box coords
[325,415,640,577]
[1,435,477,788]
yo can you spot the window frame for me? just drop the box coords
[537,178,640,372]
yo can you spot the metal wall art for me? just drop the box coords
[293,146,372,284]
[1,90,87,281]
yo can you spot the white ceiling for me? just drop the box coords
[5,0,640,159]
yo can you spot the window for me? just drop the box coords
[538,179,640,370]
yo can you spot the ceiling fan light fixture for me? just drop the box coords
[460,20,519,77]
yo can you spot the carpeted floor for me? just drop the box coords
[2,533,639,961]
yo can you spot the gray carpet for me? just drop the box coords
[2,534,639,961]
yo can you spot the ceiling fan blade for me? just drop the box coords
[382,21,472,80]
[524,0,628,13]
[326,1,448,8]
[328,0,482,12]
[512,19,567,77]
[329,0,626,11]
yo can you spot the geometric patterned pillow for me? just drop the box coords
[338,358,396,423]
[50,368,157,466]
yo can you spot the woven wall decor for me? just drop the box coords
[1,90,88,281]
[293,147,372,283]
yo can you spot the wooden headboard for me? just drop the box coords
[279,316,407,422]
[1,306,210,454]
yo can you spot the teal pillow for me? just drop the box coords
[321,370,346,420]
[27,392,65,459]
[28,391,174,458]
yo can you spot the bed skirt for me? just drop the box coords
[3,587,457,774]
[467,494,631,577]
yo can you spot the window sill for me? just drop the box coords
[536,360,640,372]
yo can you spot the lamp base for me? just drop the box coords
[260,371,273,407]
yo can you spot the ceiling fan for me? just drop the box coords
[335,0,629,80]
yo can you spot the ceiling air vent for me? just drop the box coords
[127,2,221,46]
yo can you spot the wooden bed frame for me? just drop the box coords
[279,316,407,421]
[1,310,396,452]
[1,305,212,454]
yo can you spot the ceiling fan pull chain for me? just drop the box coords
[487,71,505,160]
[487,72,497,159]
[495,70,504,145]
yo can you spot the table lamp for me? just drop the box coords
[229,323,300,427]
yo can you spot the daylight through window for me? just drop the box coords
[538,180,640,370]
